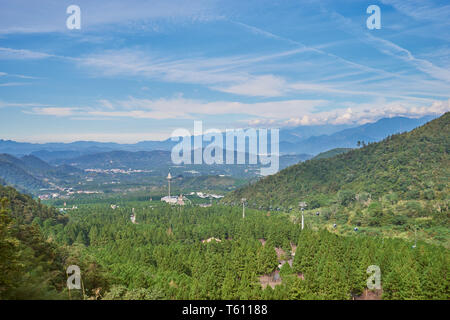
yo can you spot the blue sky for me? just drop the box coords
[0,0,449,143]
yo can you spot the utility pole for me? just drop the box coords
[81,278,86,300]
[299,201,307,230]
[301,211,304,230]
[241,198,246,219]
[412,225,417,248]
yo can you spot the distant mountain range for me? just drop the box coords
[0,115,441,195]
[278,115,437,154]
[52,149,311,171]
[0,149,311,195]
[0,116,437,159]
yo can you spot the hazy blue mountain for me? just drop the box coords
[0,140,118,157]
[0,140,177,160]
[30,150,96,162]
[0,154,49,192]
[19,155,54,174]
[0,153,84,194]
[0,114,435,195]
[0,115,438,158]
[0,146,311,195]
[54,149,311,172]
[280,115,437,155]
[279,123,354,143]
[55,150,172,169]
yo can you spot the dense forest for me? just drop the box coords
[0,185,67,298]
[1,184,448,300]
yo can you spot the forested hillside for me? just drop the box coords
[226,113,449,206]
[0,154,48,193]
[223,113,449,244]
[0,184,66,298]
[0,184,105,299]
[0,154,83,194]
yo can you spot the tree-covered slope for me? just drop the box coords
[19,155,54,174]
[0,154,49,193]
[312,148,353,160]
[0,184,68,299]
[0,154,83,195]
[0,184,67,224]
[224,113,449,209]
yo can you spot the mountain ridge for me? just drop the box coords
[0,115,437,158]
[223,112,449,208]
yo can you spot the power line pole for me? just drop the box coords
[412,224,417,248]
[301,211,304,230]
[299,201,307,230]
[241,198,246,219]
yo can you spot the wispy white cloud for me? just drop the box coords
[77,47,311,84]
[0,82,29,87]
[0,72,43,90]
[27,107,79,116]
[98,99,115,110]
[0,47,53,60]
[77,48,314,97]
[12,99,449,144]
[214,75,287,97]
[210,20,450,99]
[28,96,327,120]
[0,0,220,34]
[77,49,247,84]
[26,96,449,129]
[10,74,41,79]
[380,0,450,23]
[0,101,52,108]
[76,46,449,100]
[322,9,450,84]
[11,132,170,144]
[365,34,450,83]
[253,99,450,127]
[230,21,405,82]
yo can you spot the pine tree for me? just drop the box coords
[221,271,236,299]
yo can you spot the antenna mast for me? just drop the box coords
[167,172,172,198]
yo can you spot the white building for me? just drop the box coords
[161,194,185,205]
[161,196,178,204]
